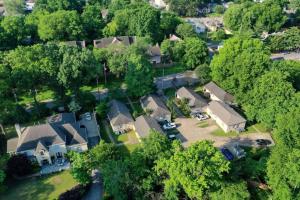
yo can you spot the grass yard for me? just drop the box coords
[253,123,270,133]
[211,128,240,137]
[154,63,186,77]
[117,143,141,154]
[197,121,209,128]
[1,171,78,200]
[19,89,55,105]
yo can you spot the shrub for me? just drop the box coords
[213,5,225,14]
[6,154,34,177]
[96,101,108,119]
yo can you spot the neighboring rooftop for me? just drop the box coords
[176,87,208,108]
[107,100,134,126]
[141,94,170,117]
[93,36,135,48]
[169,34,182,42]
[148,44,161,56]
[208,101,246,126]
[62,41,86,48]
[204,81,234,103]
[134,115,163,139]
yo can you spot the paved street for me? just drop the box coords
[83,170,103,200]
[175,118,274,148]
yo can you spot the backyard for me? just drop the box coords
[0,171,78,200]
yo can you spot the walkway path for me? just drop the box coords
[83,170,103,200]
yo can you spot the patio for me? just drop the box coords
[40,159,70,175]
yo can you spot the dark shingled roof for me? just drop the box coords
[176,87,208,108]
[134,116,163,139]
[93,36,135,48]
[141,95,171,119]
[204,81,234,103]
[208,101,246,125]
[107,100,134,127]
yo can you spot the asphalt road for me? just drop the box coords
[83,170,103,200]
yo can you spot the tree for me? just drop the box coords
[3,0,25,16]
[160,12,181,38]
[210,36,271,104]
[125,54,154,97]
[38,10,83,41]
[68,152,91,185]
[213,5,225,14]
[106,44,128,77]
[175,23,197,39]
[68,99,81,113]
[6,154,33,177]
[210,181,250,200]
[35,0,85,12]
[183,37,208,69]
[95,101,108,118]
[81,5,104,40]
[244,70,296,127]
[195,63,211,84]
[156,141,230,199]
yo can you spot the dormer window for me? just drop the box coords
[40,150,45,156]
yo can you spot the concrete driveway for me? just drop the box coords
[175,118,274,148]
[79,113,101,148]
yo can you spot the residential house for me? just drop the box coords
[107,100,134,134]
[149,0,168,9]
[184,18,206,33]
[140,94,171,122]
[62,41,86,48]
[199,17,224,32]
[7,113,88,166]
[169,34,182,42]
[206,101,246,132]
[147,44,162,64]
[134,115,163,141]
[93,36,135,49]
[175,86,208,113]
[25,0,35,12]
[0,0,4,16]
[203,81,234,104]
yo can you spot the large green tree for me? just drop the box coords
[156,141,230,199]
[210,36,271,103]
[81,5,104,40]
[3,0,25,16]
[183,37,208,69]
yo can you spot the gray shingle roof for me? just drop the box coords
[7,137,18,153]
[148,45,161,56]
[93,36,135,48]
[204,81,234,103]
[176,87,207,108]
[61,123,87,145]
[141,95,171,119]
[208,101,246,126]
[107,100,134,127]
[134,115,163,139]
[35,140,48,153]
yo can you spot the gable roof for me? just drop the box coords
[61,123,87,146]
[107,100,134,126]
[208,101,246,126]
[169,34,182,41]
[141,95,170,118]
[148,45,161,56]
[93,36,135,48]
[176,87,208,107]
[204,81,234,103]
[134,115,163,139]
[35,140,48,153]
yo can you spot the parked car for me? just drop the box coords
[196,113,209,121]
[255,139,272,146]
[163,123,176,130]
[84,112,92,121]
[221,148,234,161]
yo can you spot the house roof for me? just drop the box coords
[176,87,208,107]
[10,113,88,153]
[35,140,48,153]
[134,115,163,139]
[169,34,182,41]
[204,81,234,103]
[148,45,161,56]
[208,101,246,126]
[107,100,134,127]
[140,95,170,118]
[271,52,300,61]
[93,36,135,48]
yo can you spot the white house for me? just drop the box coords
[7,113,88,166]
[206,101,246,133]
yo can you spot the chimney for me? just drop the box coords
[15,124,22,138]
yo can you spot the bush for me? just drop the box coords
[96,101,108,119]
[213,5,225,14]
[59,184,90,200]
[78,92,96,112]
[6,154,34,177]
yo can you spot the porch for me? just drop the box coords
[40,158,70,175]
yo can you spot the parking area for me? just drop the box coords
[174,117,274,148]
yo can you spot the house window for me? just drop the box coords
[40,150,44,156]
[56,152,63,158]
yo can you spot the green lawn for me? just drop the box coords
[1,171,78,200]
[154,63,186,77]
[253,123,270,133]
[211,128,240,137]
[117,143,141,154]
[19,89,55,105]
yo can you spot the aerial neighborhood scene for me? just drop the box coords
[0,0,299,199]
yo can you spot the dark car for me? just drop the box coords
[221,148,234,161]
[256,139,272,146]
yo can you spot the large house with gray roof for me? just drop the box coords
[107,100,134,134]
[176,86,208,113]
[93,36,136,48]
[140,94,171,122]
[7,113,88,166]
[206,101,246,132]
[203,81,234,104]
[134,115,163,141]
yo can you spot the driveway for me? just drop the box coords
[80,113,101,148]
[175,118,274,148]
[83,170,103,200]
